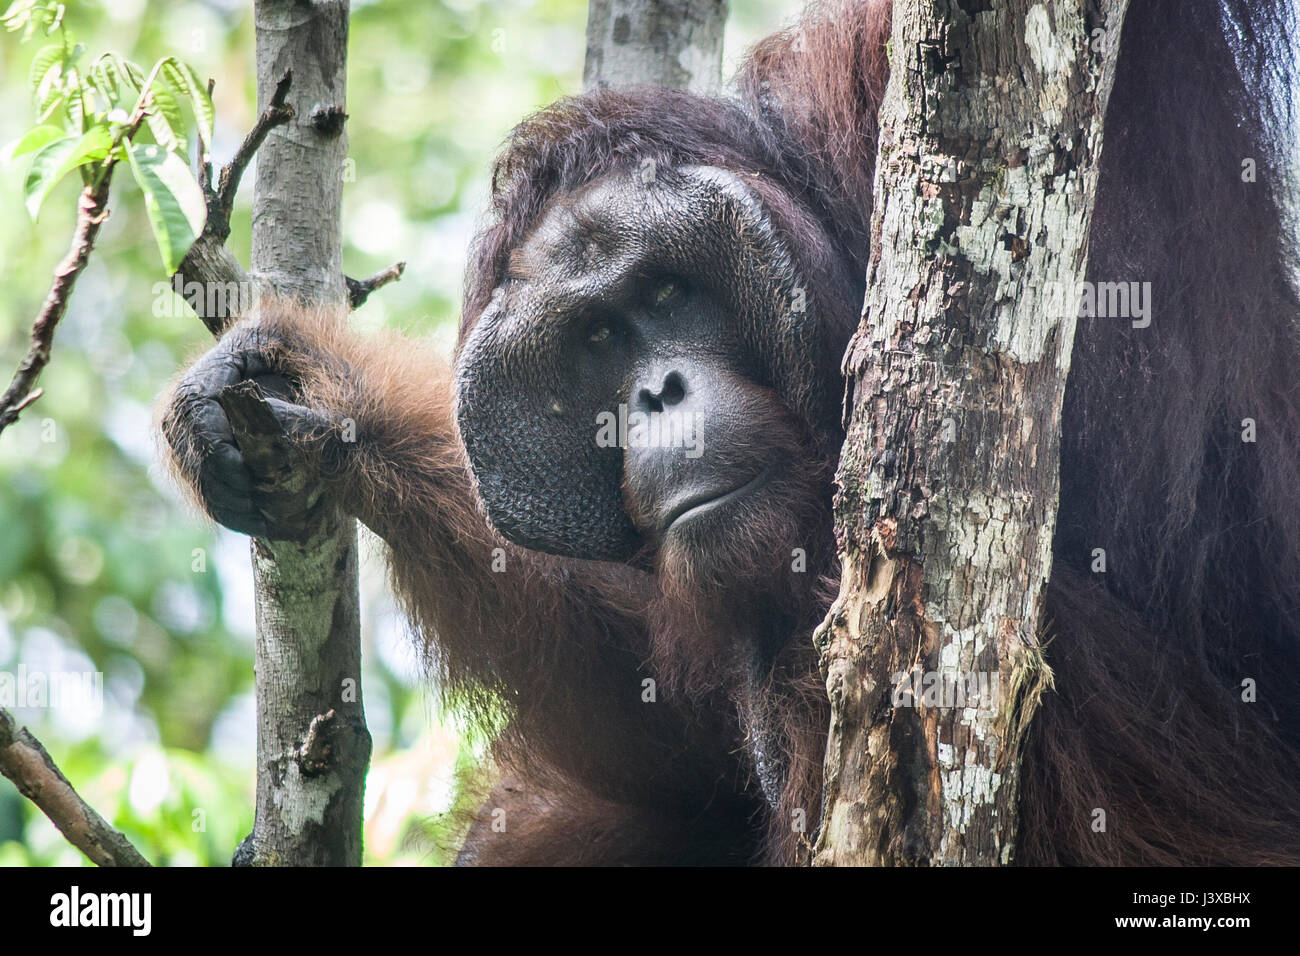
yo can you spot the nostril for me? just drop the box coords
[637,370,687,413]
[660,371,686,406]
[637,387,664,414]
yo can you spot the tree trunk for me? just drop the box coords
[584,0,727,93]
[814,0,1129,866]
[237,0,370,867]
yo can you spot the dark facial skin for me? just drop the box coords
[621,351,777,541]
[455,166,832,572]
[518,198,780,548]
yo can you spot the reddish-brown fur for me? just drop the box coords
[163,0,1300,864]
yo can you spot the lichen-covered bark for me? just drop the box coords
[584,0,727,93]
[814,0,1128,866]
[240,0,370,867]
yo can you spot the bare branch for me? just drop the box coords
[0,179,114,437]
[198,77,216,195]
[0,708,151,867]
[177,71,393,336]
[175,69,294,337]
[174,243,255,339]
[215,68,294,235]
[346,261,405,308]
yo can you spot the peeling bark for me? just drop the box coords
[814,0,1128,866]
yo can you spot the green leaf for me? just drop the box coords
[2,0,40,32]
[35,58,68,124]
[143,84,185,152]
[2,123,62,163]
[24,134,79,218]
[122,59,146,90]
[89,53,125,107]
[33,61,62,113]
[23,125,111,218]
[42,0,61,33]
[157,57,213,148]
[127,141,206,272]
[91,53,144,110]
[28,42,61,94]
[35,89,65,124]
[62,69,85,133]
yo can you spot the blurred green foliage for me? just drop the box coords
[0,0,796,866]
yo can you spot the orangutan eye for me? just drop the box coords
[653,280,680,306]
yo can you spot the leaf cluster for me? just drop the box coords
[3,0,214,271]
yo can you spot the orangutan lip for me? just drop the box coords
[662,466,774,532]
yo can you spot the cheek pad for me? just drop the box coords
[454,311,640,562]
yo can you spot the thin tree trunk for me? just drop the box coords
[585,0,727,93]
[236,0,369,867]
[815,0,1129,866]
